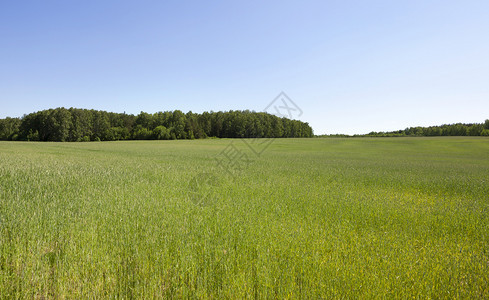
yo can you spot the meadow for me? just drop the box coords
[0,137,488,298]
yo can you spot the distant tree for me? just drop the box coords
[468,124,483,136]
[271,117,284,138]
[27,130,40,141]
[198,112,212,137]
[92,111,110,141]
[51,108,72,142]
[105,127,129,141]
[451,124,468,136]
[0,117,21,140]
[135,112,154,129]
[132,125,153,140]
[211,111,224,137]
[153,125,170,140]
[1,107,315,141]
[185,112,205,139]
[70,108,93,141]
[170,110,186,139]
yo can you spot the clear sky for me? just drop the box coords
[1,0,488,134]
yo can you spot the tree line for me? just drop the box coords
[0,108,313,141]
[316,120,489,137]
[365,120,489,137]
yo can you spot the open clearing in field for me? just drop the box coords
[1,137,488,298]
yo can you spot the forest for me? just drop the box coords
[0,108,314,141]
[317,120,489,137]
[364,120,489,137]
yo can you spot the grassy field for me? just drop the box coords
[1,137,488,298]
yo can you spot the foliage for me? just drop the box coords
[317,120,489,137]
[0,108,313,141]
[364,120,489,137]
[0,117,21,140]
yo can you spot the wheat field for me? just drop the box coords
[1,137,488,298]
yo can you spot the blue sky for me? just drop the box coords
[1,0,488,134]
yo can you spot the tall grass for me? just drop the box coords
[1,137,488,298]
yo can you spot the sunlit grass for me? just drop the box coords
[1,137,488,298]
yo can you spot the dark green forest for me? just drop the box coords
[364,120,489,137]
[0,108,314,141]
[317,120,489,137]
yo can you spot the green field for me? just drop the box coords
[1,137,488,298]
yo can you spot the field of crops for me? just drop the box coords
[1,137,488,298]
